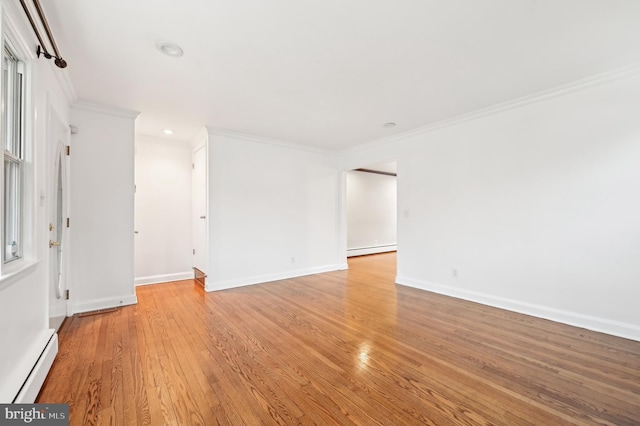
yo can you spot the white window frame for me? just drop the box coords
[3,44,25,263]
[0,4,36,284]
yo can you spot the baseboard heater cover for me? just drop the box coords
[14,332,58,403]
[347,244,397,257]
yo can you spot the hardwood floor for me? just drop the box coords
[37,253,640,425]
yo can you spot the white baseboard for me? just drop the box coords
[135,271,193,286]
[14,332,58,403]
[396,276,640,342]
[49,303,67,319]
[205,264,341,292]
[347,245,397,257]
[71,294,138,315]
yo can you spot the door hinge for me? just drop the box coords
[65,289,70,300]
[193,249,195,255]
[66,145,70,156]
[66,217,70,228]
[192,163,195,170]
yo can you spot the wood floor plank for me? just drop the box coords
[136,295,180,425]
[37,253,640,425]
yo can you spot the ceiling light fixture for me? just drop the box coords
[383,122,397,128]
[156,41,184,58]
[163,129,174,135]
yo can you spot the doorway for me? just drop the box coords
[346,161,397,258]
[48,107,69,331]
[192,143,208,285]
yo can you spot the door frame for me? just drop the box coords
[339,159,399,269]
[191,139,209,283]
[47,101,71,319]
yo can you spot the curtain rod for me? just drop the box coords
[19,0,67,68]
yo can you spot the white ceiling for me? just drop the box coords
[42,0,640,150]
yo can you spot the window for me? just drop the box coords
[2,45,24,263]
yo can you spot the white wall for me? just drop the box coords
[341,71,640,341]
[69,103,138,313]
[205,129,341,290]
[346,170,397,256]
[0,0,71,402]
[134,135,192,285]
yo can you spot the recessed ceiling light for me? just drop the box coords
[156,41,184,57]
[383,122,397,128]
[163,129,174,135]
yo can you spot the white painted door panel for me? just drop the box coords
[192,145,208,273]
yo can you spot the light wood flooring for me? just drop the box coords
[37,253,640,425]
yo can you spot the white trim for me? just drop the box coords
[396,276,640,343]
[189,127,208,149]
[0,259,39,291]
[72,101,140,119]
[14,332,58,403]
[343,61,640,155]
[47,101,70,315]
[0,2,37,60]
[1,7,39,285]
[206,126,336,156]
[135,271,193,286]
[0,329,55,403]
[71,294,137,315]
[347,245,397,257]
[205,264,341,292]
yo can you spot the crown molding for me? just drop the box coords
[72,101,140,119]
[343,62,640,155]
[205,126,336,156]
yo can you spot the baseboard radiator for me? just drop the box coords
[347,244,397,257]
[14,332,58,403]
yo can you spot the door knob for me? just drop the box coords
[49,240,61,248]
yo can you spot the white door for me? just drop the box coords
[48,110,69,330]
[192,145,208,275]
